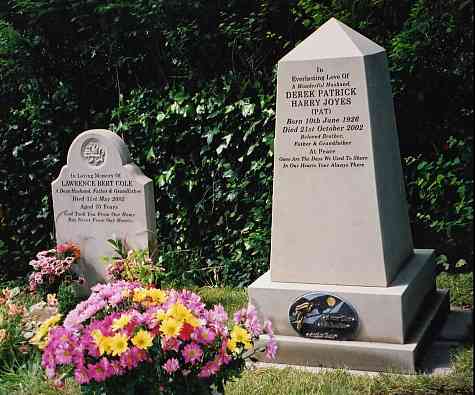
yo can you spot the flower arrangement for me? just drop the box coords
[105,239,164,285]
[37,281,276,394]
[28,242,82,294]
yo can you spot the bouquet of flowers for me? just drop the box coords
[28,242,82,294]
[104,239,164,286]
[36,281,277,394]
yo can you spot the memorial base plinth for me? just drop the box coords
[250,250,437,344]
[254,290,449,373]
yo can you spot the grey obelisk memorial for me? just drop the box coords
[249,18,449,372]
[52,129,156,288]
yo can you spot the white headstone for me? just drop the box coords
[249,18,447,373]
[270,18,413,287]
[51,129,156,287]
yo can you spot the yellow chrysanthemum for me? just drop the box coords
[155,309,166,322]
[170,303,199,325]
[160,317,183,338]
[165,303,200,328]
[43,313,62,329]
[92,330,113,355]
[31,326,48,343]
[37,338,49,350]
[230,326,252,350]
[131,329,154,350]
[112,314,131,331]
[167,303,190,323]
[109,333,129,356]
[91,329,103,343]
[30,313,62,348]
[227,338,238,353]
[184,313,201,328]
[147,289,167,304]
[132,289,147,303]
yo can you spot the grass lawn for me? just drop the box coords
[0,272,472,395]
[437,272,473,309]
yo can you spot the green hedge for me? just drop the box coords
[0,0,472,284]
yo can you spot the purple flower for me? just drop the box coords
[119,347,147,370]
[74,366,90,384]
[41,350,56,371]
[55,345,73,364]
[64,281,140,328]
[265,336,278,360]
[245,316,262,337]
[162,337,181,353]
[182,343,203,365]
[163,358,180,374]
[234,305,258,324]
[233,308,246,324]
[208,304,228,323]
[193,327,216,345]
[263,320,274,336]
[198,359,220,378]
[45,367,56,379]
[87,358,112,382]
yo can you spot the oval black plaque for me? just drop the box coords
[288,293,359,340]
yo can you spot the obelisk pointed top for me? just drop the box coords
[280,17,385,62]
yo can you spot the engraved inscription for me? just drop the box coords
[278,64,370,171]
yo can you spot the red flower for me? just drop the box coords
[179,323,194,341]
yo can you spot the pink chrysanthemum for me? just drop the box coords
[162,337,181,353]
[87,358,112,382]
[182,343,203,365]
[198,359,220,378]
[265,336,278,360]
[74,366,90,384]
[263,320,274,336]
[245,316,262,337]
[55,345,74,364]
[193,327,216,345]
[163,358,180,374]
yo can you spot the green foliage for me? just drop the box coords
[198,288,248,325]
[389,0,473,152]
[0,286,40,371]
[0,0,472,285]
[57,282,81,315]
[0,356,79,395]
[0,79,81,278]
[112,78,275,286]
[437,272,473,308]
[0,284,473,394]
[0,309,24,370]
[405,136,473,270]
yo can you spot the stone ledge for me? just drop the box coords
[254,289,449,373]
[249,250,436,344]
